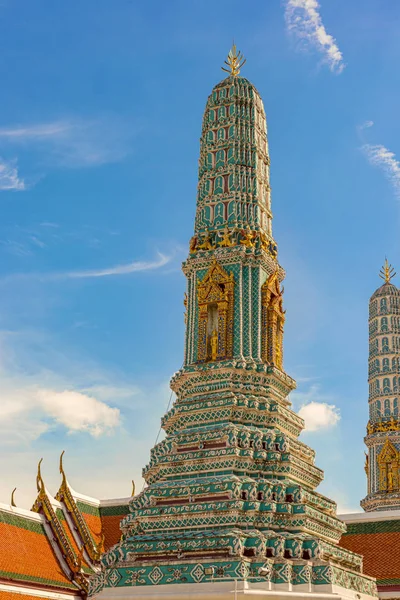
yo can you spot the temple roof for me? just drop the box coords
[0,457,132,600]
[339,510,400,592]
[0,505,74,591]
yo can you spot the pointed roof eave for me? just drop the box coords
[55,452,103,564]
[30,459,89,594]
[32,459,63,513]
[56,450,100,505]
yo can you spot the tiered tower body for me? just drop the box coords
[90,50,376,600]
[362,262,400,512]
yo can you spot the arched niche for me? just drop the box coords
[196,260,234,362]
[261,271,285,369]
[378,438,400,492]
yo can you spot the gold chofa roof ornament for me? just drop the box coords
[379,258,396,283]
[221,44,246,77]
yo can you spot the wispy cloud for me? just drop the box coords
[0,158,25,191]
[62,252,170,279]
[284,0,345,74]
[0,123,71,139]
[63,253,171,279]
[0,251,172,283]
[0,116,137,178]
[359,120,374,131]
[362,142,400,199]
[0,222,117,258]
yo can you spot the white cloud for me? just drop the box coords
[362,143,400,199]
[36,389,120,437]
[0,331,131,444]
[284,0,345,74]
[298,401,340,432]
[291,383,340,432]
[0,158,25,191]
[0,384,121,443]
[0,327,166,507]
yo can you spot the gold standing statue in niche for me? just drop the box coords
[388,466,394,491]
[378,438,400,492]
[210,329,218,361]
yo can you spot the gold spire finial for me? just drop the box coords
[221,43,246,77]
[379,258,396,283]
[11,487,17,507]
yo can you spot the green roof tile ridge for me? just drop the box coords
[0,511,45,535]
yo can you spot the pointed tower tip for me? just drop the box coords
[379,258,396,283]
[221,44,246,77]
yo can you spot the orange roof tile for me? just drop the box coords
[75,501,128,551]
[0,592,77,600]
[0,513,73,589]
[340,531,400,584]
[100,516,122,550]
[80,513,102,547]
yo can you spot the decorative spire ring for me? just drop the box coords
[221,43,246,77]
[379,258,396,283]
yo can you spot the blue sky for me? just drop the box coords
[0,0,399,513]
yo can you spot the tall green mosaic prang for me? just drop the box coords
[90,48,377,600]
